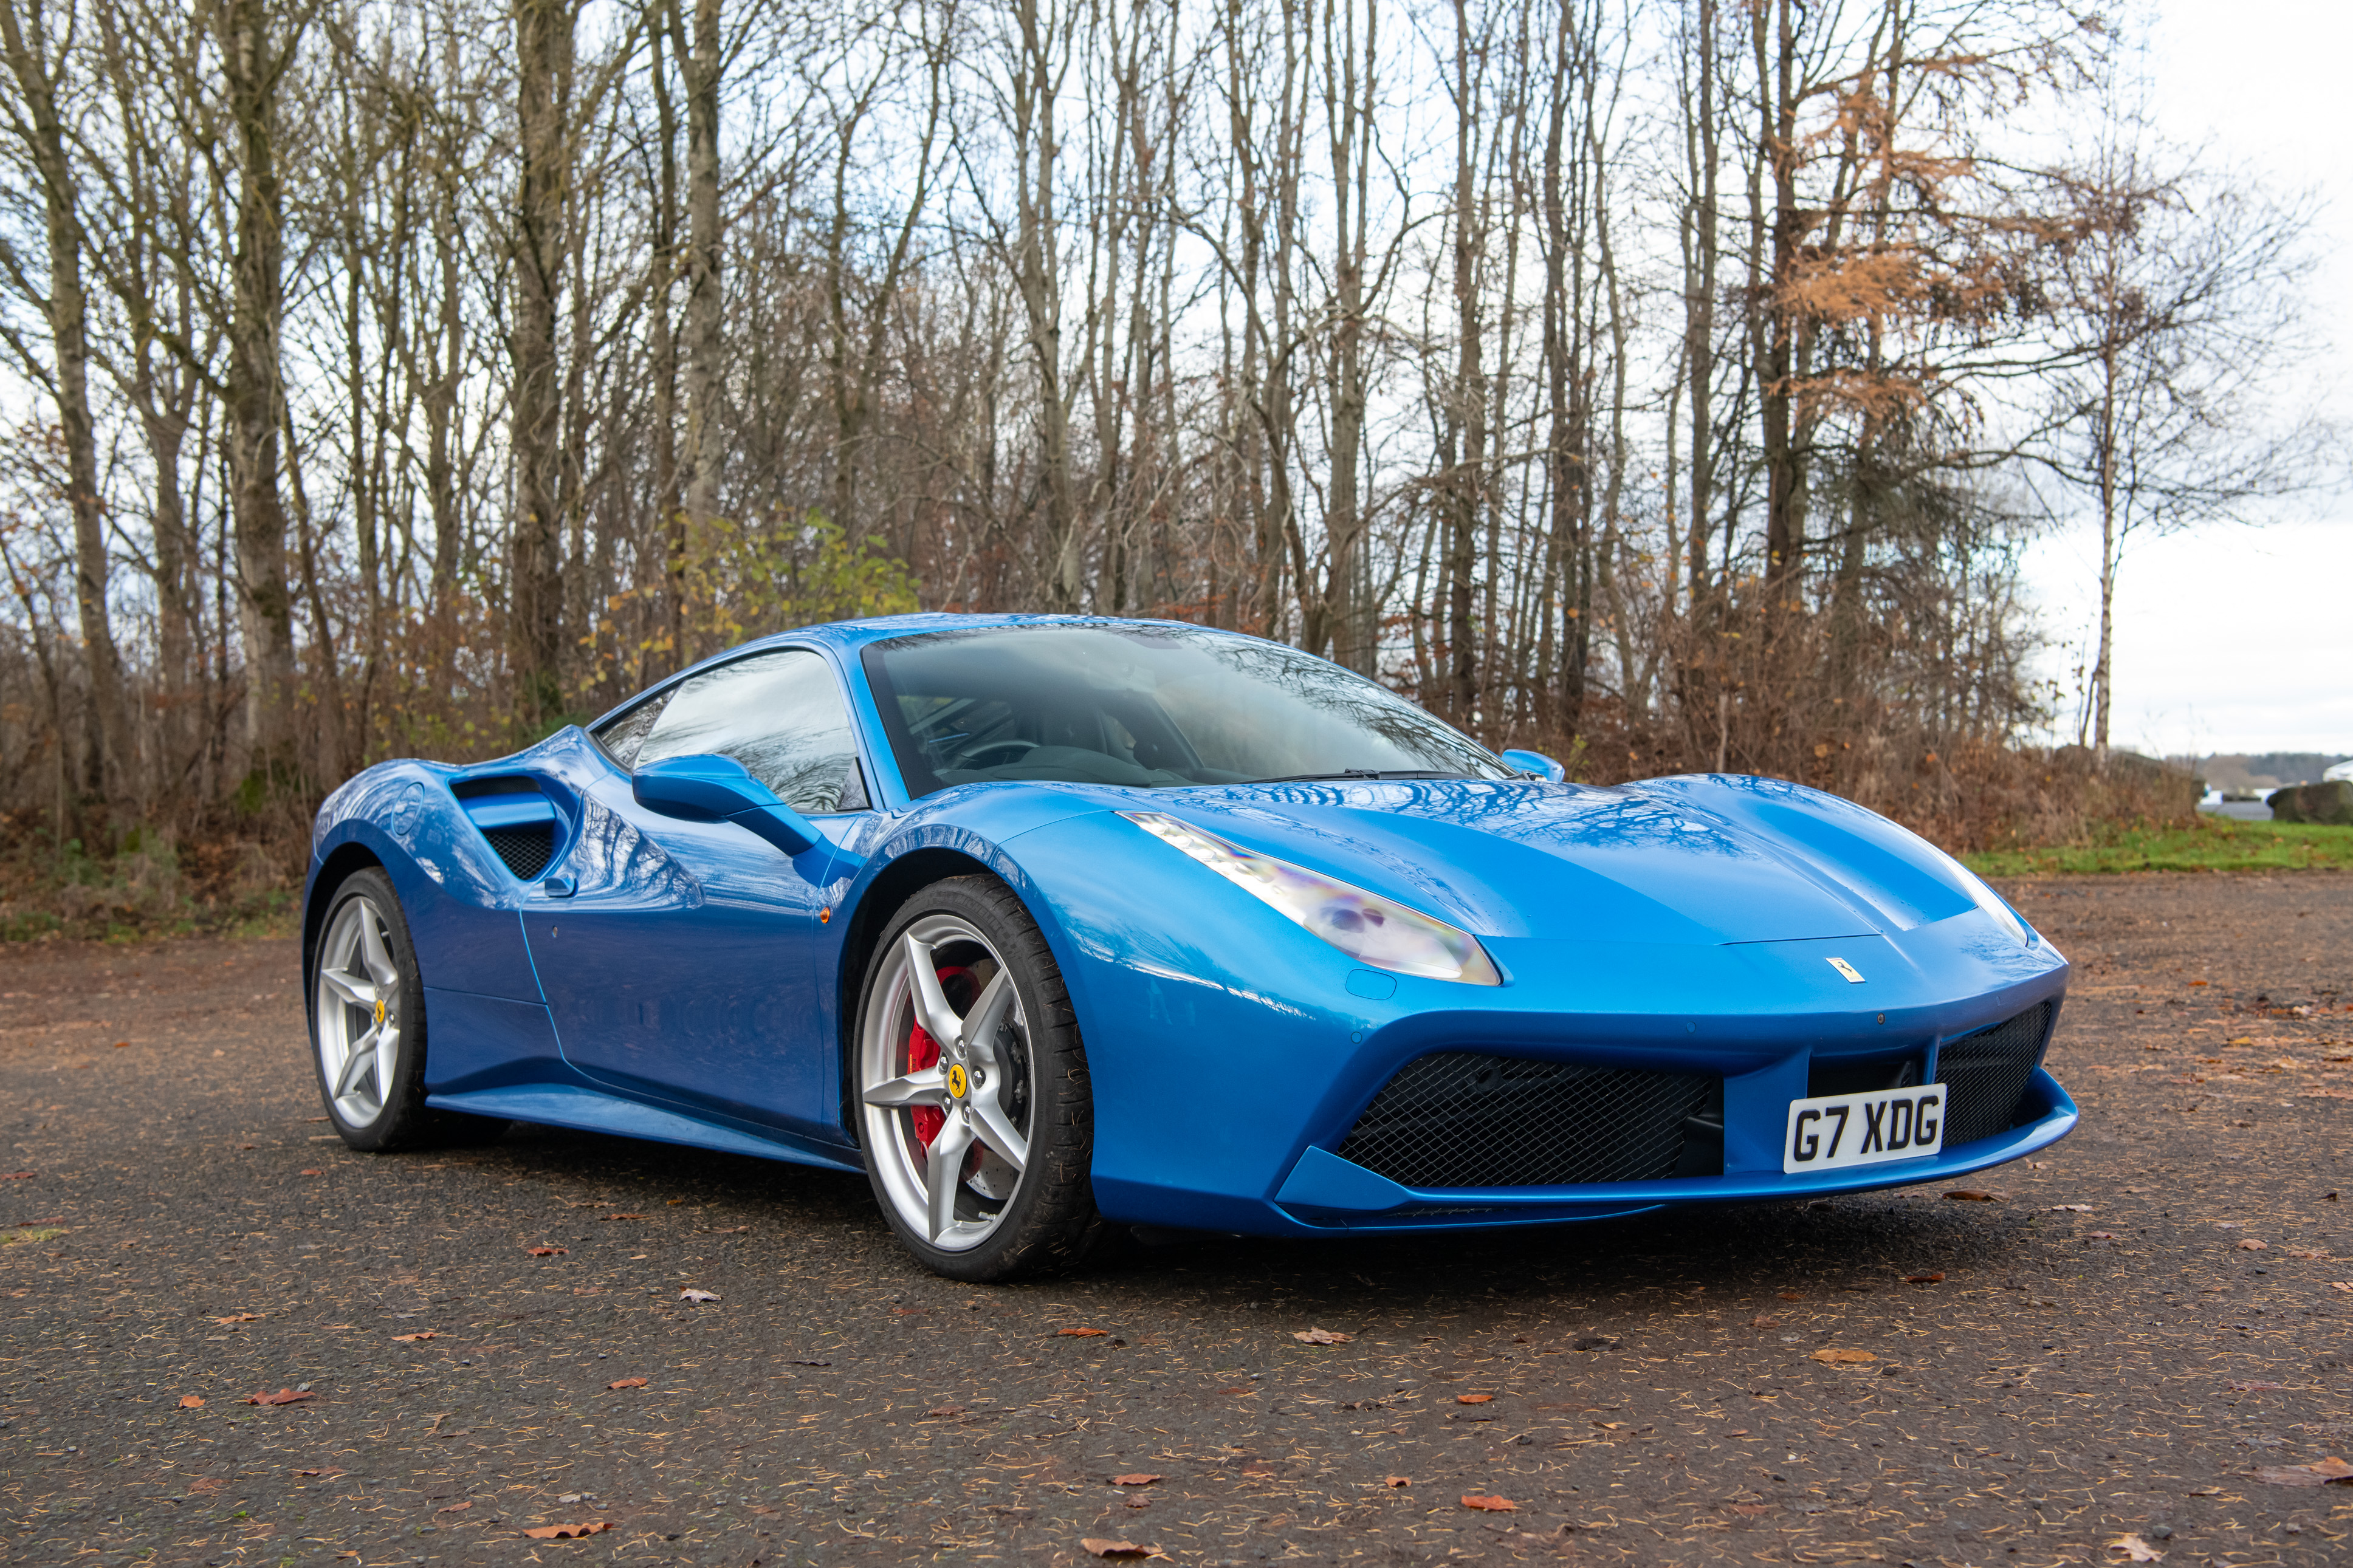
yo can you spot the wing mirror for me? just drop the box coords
[632,753,822,857]
[1499,748,1565,783]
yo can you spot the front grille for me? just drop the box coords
[1936,1002,2055,1147]
[1336,1053,1719,1188]
[483,823,555,880]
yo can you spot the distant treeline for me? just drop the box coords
[0,0,2312,879]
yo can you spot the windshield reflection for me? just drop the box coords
[862,625,1512,798]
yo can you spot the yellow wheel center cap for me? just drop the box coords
[945,1063,969,1100]
[373,999,388,1027]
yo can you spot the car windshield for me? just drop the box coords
[862,623,1512,796]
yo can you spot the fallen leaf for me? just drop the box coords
[2331,1282,2353,1293]
[1456,1394,1494,1405]
[2108,1534,2165,1562]
[2236,1239,2267,1251]
[188,1477,227,1493]
[1904,1272,1945,1284]
[678,1288,719,1303]
[1291,1327,1351,1345]
[2252,1456,2353,1487]
[299,1169,323,1177]
[177,1394,204,1409]
[2226,1380,2288,1392]
[391,1332,439,1343]
[599,1213,648,1221]
[1111,1474,1163,1487]
[1460,1494,1517,1512]
[1,1171,32,1180]
[242,1388,313,1406]
[1777,1290,1803,1301]
[112,1040,128,1048]
[211,1313,263,1324]
[2283,1248,2330,1259]
[438,1501,472,1513]
[1079,1538,1161,1559]
[605,1377,647,1390]
[1219,1385,1254,1395]
[924,1405,966,1419]
[2047,1203,2094,1212]
[1809,1348,1876,1364]
[1384,1476,1411,1487]
[890,1306,926,1315]
[1749,1313,1777,1327]
[525,1245,568,1257]
[1731,1502,1774,1516]
[1943,1189,1999,1202]
[1057,1326,1108,1337]
[522,1522,613,1539]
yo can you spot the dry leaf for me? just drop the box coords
[606,1377,647,1390]
[1079,1538,1161,1559]
[2107,1533,2164,1562]
[188,1477,227,1493]
[1777,1290,1803,1301]
[1057,1326,1108,1337]
[242,1388,313,1406]
[1456,1394,1494,1405]
[211,1313,263,1324]
[599,1213,647,1221]
[2252,1456,2353,1487]
[1731,1502,1774,1517]
[2047,1203,2094,1212]
[1291,1327,1352,1345]
[438,1501,472,1514]
[112,1039,128,1048]
[1943,1189,1999,1202]
[1384,1476,1411,1487]
[1111,1474,1163,1487]
[177,1394,204,1409]
[1809,1348,1875,1364]
[2226,1380,2287,1392]
[525,1245,568,1257]
[299,1168,323,1177]
[2236,1239,2267,1251]
[924,1404,966,1419]
[1460,1494,1517,1512]
[1904,1272,1945,1284]
[2332,1282,2353,1293]
[679,1288,719,1303]
[522,1522,613,1539]
[1,1171,33,1180]
[391,1332,438,1343]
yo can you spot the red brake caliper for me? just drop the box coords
[905,965,973,1149]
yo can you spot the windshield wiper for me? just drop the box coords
[1234,769,1466,785]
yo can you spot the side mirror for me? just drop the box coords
[1499,748,1565,784]
[633,753,822,857]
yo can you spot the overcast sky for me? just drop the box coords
[2017,0,2353,760]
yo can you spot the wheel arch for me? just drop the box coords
[833,845,1009,1138]
[303,841,386,982]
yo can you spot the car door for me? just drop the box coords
[524,647,871,1142]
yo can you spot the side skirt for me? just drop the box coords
[426,1084,864,1174]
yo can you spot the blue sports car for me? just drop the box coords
[303,615,2073,1279]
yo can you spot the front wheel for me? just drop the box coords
[309,867,505,1152]
[853,877,1105,1281]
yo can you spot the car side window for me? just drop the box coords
[593,693,671,768]
[634,648,871,813]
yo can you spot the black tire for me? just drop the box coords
[307,867,507,1152]
[852,875,1107,1281]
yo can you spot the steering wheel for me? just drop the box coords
[958,739,1039,769]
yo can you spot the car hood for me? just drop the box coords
[1152,777,1979,946]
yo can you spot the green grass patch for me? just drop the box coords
[1965,817,2353,877]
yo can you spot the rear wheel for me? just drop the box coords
[309,868,506,1151]
[854,877,1104,1280]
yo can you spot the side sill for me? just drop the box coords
[425,1083,864,1174]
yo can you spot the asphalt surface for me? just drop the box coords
[3,870,2351,1567]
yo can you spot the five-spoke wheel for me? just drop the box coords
[855,877,1103,1279]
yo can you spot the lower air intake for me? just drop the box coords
[1336,1053,1718,1188]
[483,823,555,880]
[1936,1001,2055,1147]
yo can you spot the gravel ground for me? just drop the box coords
[2,871,2349,1567]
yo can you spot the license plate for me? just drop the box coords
[1783,1086,1945,1174]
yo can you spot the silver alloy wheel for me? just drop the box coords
[315,893,404,1128]
[857,914,1034,1251]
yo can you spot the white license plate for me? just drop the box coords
[1783,1085,1945,1174]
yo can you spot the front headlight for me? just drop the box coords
[1121,811,1502,985]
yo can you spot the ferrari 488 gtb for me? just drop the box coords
[302,615,2073,1279]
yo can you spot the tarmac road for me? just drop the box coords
[2,870,2349,1567]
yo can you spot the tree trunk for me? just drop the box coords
[509,0,572,725]
[673,0,721,540]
